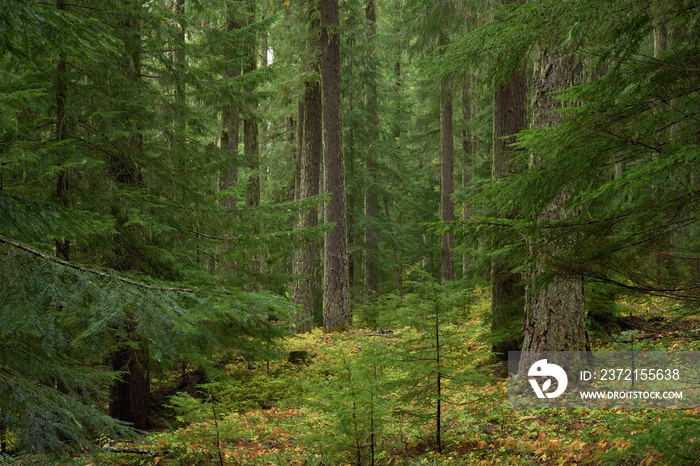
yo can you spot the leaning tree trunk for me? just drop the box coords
[491,65,527,361]
[519,42,586,372]
[321,0,350,331]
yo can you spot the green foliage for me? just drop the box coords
[310,340,394,465]
[390,280,485,452]
[0,0,297,458]
[0,237,290,457]
[593,412,700,466]
[621,418,700,465]
[2,0,698,463]
[452,0,699,306]
[89,293,699,465]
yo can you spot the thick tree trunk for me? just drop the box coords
[652,0,668,60]
[291,77,322,333]
[520,44,586,371]
[364,0,380,300]
[321,0,350,331]
[440,77,456,282]
[109,325,149,430]
[491,70,526,361]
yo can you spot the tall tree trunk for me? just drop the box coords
[290,3,320,333]
[243,0,265,285]
[651,0,674,279]
[321,0,350,331]
[383,196,403,296]
[108,1,149,430]
[389,56,404,295]
[520,42,586,371]
[295,99,304,201]
[220,102,240,210]
[364,0,380,300]
[346,53,356,292]
[291,77,322,333]
[440,76,456,282]
[244,0,259,209]
[460,76,472,279]
[173,0,185,110]
[652,0,668,60]
[219,3,242,281]
[491,66,526,361]
[55,0,70,261]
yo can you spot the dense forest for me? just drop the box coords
[0,0,698,464]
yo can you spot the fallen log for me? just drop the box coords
[103,446,163,456]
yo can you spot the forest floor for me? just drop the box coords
[100,292,699,466]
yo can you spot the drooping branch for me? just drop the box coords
[0,236,199,294]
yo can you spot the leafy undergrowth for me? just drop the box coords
[98,293,698,465]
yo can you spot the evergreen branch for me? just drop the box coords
[187,229,228,241]
[0,371,40,437]
[56,3,142,20]
[0,236,199,294]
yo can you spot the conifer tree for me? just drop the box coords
[321,0,351,331]
[219,0,242,214]
[0,0,292,455]
[243,0,265,287]
[519,10,586,370]
[440,71,457,283]
[54,0,70,262]
[402,0,470,283]
[106,0,151,429]
[364,0,380,300]
[460,75,475,278]
[290,76,322,332]
[490,0,526,361]
[291,3,323,331]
